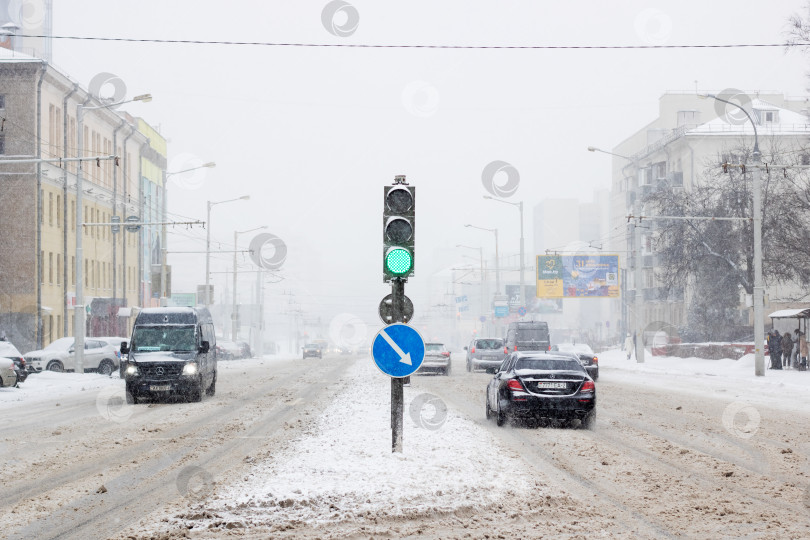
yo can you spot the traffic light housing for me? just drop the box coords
[383,182,415,282]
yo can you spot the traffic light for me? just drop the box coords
[383,180,415,282]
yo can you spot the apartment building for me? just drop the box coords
[0,47,165,352]
[608,92,810,338]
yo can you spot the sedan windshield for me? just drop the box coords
[475,339,503,349]
[426,344,445,351]
[515,358,585,372]
[132,325,196,352]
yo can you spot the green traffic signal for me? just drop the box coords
[385,247,413,275]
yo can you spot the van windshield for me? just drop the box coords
[132,325,196,352]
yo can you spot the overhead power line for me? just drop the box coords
[17,34,806,50]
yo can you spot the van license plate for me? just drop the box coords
[150,385,171,392]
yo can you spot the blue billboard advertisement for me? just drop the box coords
[537,254,620,298]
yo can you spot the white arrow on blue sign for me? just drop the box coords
[372,323,425,378]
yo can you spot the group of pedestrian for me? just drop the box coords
[767,328,809,370]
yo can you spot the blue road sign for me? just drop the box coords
[372,323,425,378]
[494,305,509,317]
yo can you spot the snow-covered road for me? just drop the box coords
[2,350,809,539]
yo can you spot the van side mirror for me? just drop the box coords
[200,340,210,354]
[120,342,129,354]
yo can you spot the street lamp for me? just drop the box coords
[205,195,250,307]
[483,195,525,307]
[74,93,151,374]
[232,225,267,340]
[465,224,500,293]
[699,93,765,377]
[587,145,645,363]
[457,244,486,328]
[161,162,216,304]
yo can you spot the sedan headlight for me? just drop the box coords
[182,362,198,375]
[126,364,140,376]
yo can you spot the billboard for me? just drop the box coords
[536,254,620,298]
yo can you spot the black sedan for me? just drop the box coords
[551,343,599,380]
[485,352,596,428]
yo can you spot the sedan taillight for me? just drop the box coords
[592,356,598,364]
[504,346,508,354]
[581,380,595,392]
[507,379,525,392]
[441,351,450,357]
[471,347,476,354]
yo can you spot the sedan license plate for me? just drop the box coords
[150,384,171,392]
[537,382,567,389]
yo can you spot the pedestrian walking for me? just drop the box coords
[793,329,802,369]
[768,329,782,369]
[624,333,634,360]
[799,331,808,371]
[781,331,793,369]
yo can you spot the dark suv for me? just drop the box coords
[465,338,506,373]
[302,343,322,359]
[505,321,550,353]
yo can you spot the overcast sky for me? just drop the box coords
[50,0,810,337]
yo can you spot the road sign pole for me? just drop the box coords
[391,277,405,453]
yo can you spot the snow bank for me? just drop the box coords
[208,360,534,526]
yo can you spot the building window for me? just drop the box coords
[40,251,44,284]
[48,192,53,227]
[57,195,62,227]
[0,94,5,109]
[48,252,53,284]
[57,254,62,285]
[0,134,5,154]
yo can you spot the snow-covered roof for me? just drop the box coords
[0,46,42,63]
[687,98,810,135]
[769,308,810,319]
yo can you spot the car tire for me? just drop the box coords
[125,385,138,404]
[98,359,115,376]
[188,376,203,403]
[444,365,451,376]
[496,404,507,427]
[47,360,64,372]
[485,394,492,420]
[581,410,596,430]
[592,370,599,381]
[466,360,471,372]
[206,370,217,396]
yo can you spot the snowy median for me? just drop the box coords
[187,359,535,528]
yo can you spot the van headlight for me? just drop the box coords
[126,364,140,376]
[182,362,198,375]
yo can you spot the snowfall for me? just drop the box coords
[2,347,809,528]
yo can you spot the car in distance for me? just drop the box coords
[0,341,28,383]
[485,352,596,429]
[417,342,451,376]
[505,321,550,353]
[551,343,599,380]
[302,343,322,359]
[465,338,506,373]
[0,356,18,387]
[121,307,217,404]
[24,337,119,375]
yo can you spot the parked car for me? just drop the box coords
[96,336,130,377]
[236,341,252,359]
[0,356,18,388]
[0,341,28,383]
[302,343,322,359]
[485,352,596,429]
[24,337,119,375]
[216,340,242,360]
[551,343,599,380]
[505,321,550,353]
[465,337,506,373]
[121,307,217,404]
[417,342,451,376]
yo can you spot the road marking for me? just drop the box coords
[380,329,412,365]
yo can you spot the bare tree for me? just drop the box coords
[644,141,810,339]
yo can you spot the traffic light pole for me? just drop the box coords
[391,277,405,453]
